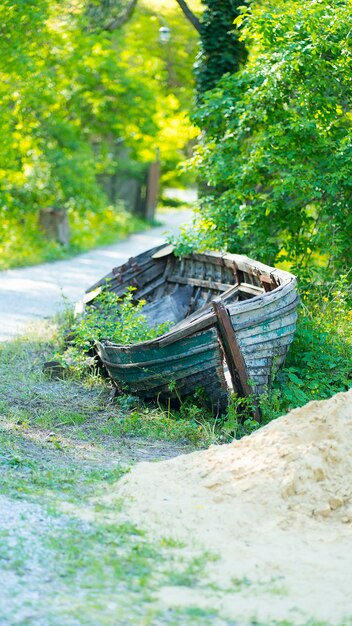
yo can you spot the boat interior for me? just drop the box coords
[86,246,284,328]
[85,245,281,331]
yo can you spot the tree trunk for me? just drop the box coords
[175,0,201,33]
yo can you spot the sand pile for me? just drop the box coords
[121,389,352,528]
[181,387,352,525]
[113,390,352,624]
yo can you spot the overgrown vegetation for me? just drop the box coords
[195,0,246,95]
[0,0,200,269]
[57,258,351,438]
[203,272,352,435]
[61,288,172,369]
[191,0,352,278]
[170,0,352,426]
[267,278,352,413]
[0,330,229,625]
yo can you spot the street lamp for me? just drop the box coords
[159,25,171,44]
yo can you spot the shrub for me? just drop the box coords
[260,275,352,422]
[60,288,172,372]
[191,0,352,279]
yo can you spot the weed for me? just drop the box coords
[109,407,205,446]
[59,287,172,375]
[0,207,146,271]
[258,278,352,422]
[165,552,217,588]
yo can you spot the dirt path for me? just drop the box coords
[0,209,192,341]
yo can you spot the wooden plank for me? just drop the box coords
[227,279,297,318]
[171,283,241,330]
[158,282,243,346]
[101,327,219,363]
[237,320,298,347]
[167,275,232,292]
[158,312,216,345]
[240,333,296,356]
[160,283,297,346]
[105,355,223,390]
[185,251,225,266]
[239,283,265,296]
[136,277,165,299]
[132,364,229,412]
[230,295,299,332]
[88,259,165,297]
[152,244,175,259]
[235,311,299,341]
[137,262,166,285]
[85,245,164,293]
[100,339,219,370]
[82,287,102,304]
[247,373,270,385]
[211,298,253,398]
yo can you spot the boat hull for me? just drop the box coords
[86,247,299,411]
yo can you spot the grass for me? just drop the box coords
[0,330,226,626]
[1,327,351,624]
[0,205,147,270]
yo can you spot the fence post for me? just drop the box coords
[145,158,160,221]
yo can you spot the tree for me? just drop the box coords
[192,0,352,278]
[174,0,201,33]
[195,0,247,95]
[86,0,138,31]
[0,0,200,267]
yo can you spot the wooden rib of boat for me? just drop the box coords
[84,245,299,413]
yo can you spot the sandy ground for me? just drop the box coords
[0,209,192,341]
[110,390,352,625]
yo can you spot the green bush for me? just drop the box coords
[60,288,172,372]
[260,276,352,422]
[191,0,352,279]
[195,0,246,95]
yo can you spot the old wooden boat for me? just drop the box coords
[84,245,299,412]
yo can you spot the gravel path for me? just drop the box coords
[0,209,192,341]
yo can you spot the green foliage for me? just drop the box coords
[223,393,260,439]
[112,405,206,446]
[192,0,352,278]
[195,0,247,94]
[168,220,214,256]
[187,275,351,438]
[259,278,352,422]
[63,288,172,369]
[0,208,144,270]
[0,0,199,268]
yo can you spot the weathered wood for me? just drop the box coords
[230,294,299,332]
[100,339,220,370]
[152,244,175,259]
[86,245,165,293]
[141,285,193,327]
[239,283,264,296]
[145,160,160,220]
[227,279,297,318]
[97,326,229,409]
[38,207,70,247]
[167,275,232,292]
[136,277,165,299]
[85,245,299,412]
[239,334,296,356]
[238,321,298,348]
[235,311,299,341]
[211,298,253,398]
